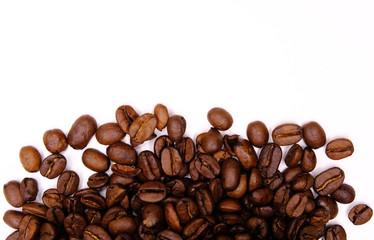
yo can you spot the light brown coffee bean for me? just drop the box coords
[325,138,354,160]
[272,123,303,146]
[82,148,110,172]
[19,146,41,173]
[43,129,68,153]
[154,103,169,131]
[68,114,97,150]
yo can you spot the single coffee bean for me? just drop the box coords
[86,208,102,225]
[46,206,65,225]
[175,197,199,224]
[271,216,287,240]
[164,202,183,232]
[111,164,141,178]
[157,229,183,240]
[82,148,110,172]
[183,218,209,240]
[64,213,87,237]
[57,170,80,196]
[43,128,68,153]
[285,144,303,167]
[223,134,239,156]
[194,153,221,179]
[129,113,157,144]
[302,121,326,149]
[217,198,242,213]
[258,143,282,178]
[20,178,38,202]
[300,147,317,172]
[18,215,40,240]
[22,202,48,219]
[298,224,325,240]
[326,138,354,160]
[108,216,137,235]
[246,120,269,148]
[349,204,373,225]
[176,137,195,163]
[107,141,137,165]
[286,215,307,240]
[80,193,106,210]
[285,192,308,218]
[263,170,283,190]
[291,172,314,192]
[213,150,231,164]
[40,154,67,179]
[233,138,258,171]
[42,188,65,208]
[209,178,224,203]
[4,180,25,207]
[142,203,164,228]
[6,231,20,240]
[226,173,247,199]
[137,150,162,181]
[40,222,57,240]
[138,181,167,203]
[115,105,139,134]
[331,183,355,204]
[64,196,85,213]
[161,147,183,177]
[105,184,127,208]
[283,165,303,184]
[154,135,174,158]
[87,172,109,189]
[316,195,338,219]
[137,222,159,239]
[165,179,187,197]
[154,103,169,131]
[246,216,269,239]
[196,188,214,216]
[201,127,223,154]
[314,167,345,196]
[304,195,317,214]
[248,187,273,206]
[83,225,112,240]
[207,107,233,131]
[272,123,303,146]
[19,146,41,173]
[109,174,134,187]
[272,184,291,214]
[167,115,186,143]
[96,122,126,145]
[309,207,330,227]
[248,168,263,192]
[101,206,128,228]
[325,225,347,240]
[68,114,97,150]
[3,210,24,229]
[221,158,241,191]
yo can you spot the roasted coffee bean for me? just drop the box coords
[209,178,224,203]
[129,113,157,144]
[207,107,233,131]
[46,206,65,225]
[157,229,183,240]
[142,203,164,228]
[309,207,330,227]
[194,153,220,179]
[248,168,263,192]
[272,123,302,146]
[18,215,40,240]
[273,184,291,214]
[161,147,182,177]
[223,134,239,155]
[108,216,137,235]
[196,188,214,215]
[183,218,209,240]
[64,196,85,213]
[6,231,20,240]
[175,198,199,224]
[107,141,137,165]
[83,225,112,240]
[42,188,65,208]
[298,224,325,240]
[105,184,127,208]
[88,172,110,189]
[20,178,38,202]
[314,167,345,196]
[43,128,68,153]
[137,222,159,239]
[221,158,241,191]
[258,143,282,178]
[246,120,269,148]
[285,192,308,218]
[4,180,25,207]
[271,216,286,240]
[40,154,67,179]
[291,173,314,192]
[82,148,110,172]
[300,147,316,172]
[3,210,24,229]
[251,206,275,218]
[213,150,231,164]
[285,144,303,167]
[167,115,186,143]
[201,127,223,154]
[286,215,307,240]
[226,173,247,199]
[326,138,354,160]
[217,198,242,213]
[64,213,87,237]
[22,202,48,219]
[96,122,125,145]
[304,195,316,215]
[302,121,326,149]
[19,146,41,172]
[86,208,102,225]
[111,164,141,178]
[137,150,162,181]
[218,213,243,225]
[263,170,283,190]
[116,105,139,134]
[40,222,57,240]
[57,170,79,196]
[164,202,183,232]
[316,196,338,219]
[101,206,128,228]
[68,114,97,150]
[154,103,169,131]
[349,204,373,225]
[138,181,167,203]
[246,216,269,239]
[248,187,273,205]
[325,225,347,240]
[154,135,174,158]
[331,183,355,204]
[166,179,187,197]
[176,137,195,163]
[233,139,258,171]
[109,174,134,187]
[283,165,303,184]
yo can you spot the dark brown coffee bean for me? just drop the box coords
[291,173,314,192]
[298,224,325,240]
[85,209,102,226]
[217,198,242,213]
[326,138,354,160]
[183,218,209,240]
[96,122,125,145]
[283,165,303,184]
[175,198,199,224]
[300,147,317,172]
[19,146,41,173]
[248,187,273,206]
[246,216,269,239]
[116,105,139,134]
[207,107,233,131]
[129,113,157,144]
[68,114,97,150]
[105,184,127,208]
[304,195,316,215]
[154,103,169,131]
[285,192,308,218]
[226,173,247,199]
[87,172,109,189]
[111,164,141,178]
[272,123,302,146]
[43,128,68,153]
[108,216,137,235]
[3,210,24,229]
[325,225,347,240]
[40,222,57,240]
[247,168,263,192]
[221,158,241,191]
[157,229,183,240]
[137,222,158,239]
[64,196,85,213]
[64,213,87,237]
[233,139,258,171]
[46,206,65,225]
[201,127,223,154]
[42,188,65,208]
[349,204,373,225]
[285,144,303,167]
[302,121,326,149]
[109,174,134,187]
[154,135,174,158]
[194,153,220,179]
[100,206,127,228]
[80,192,106,210]
[164,202,182,232]
[213,150,231,164]
[57,170,79,196]
[309,207,330,227]
[196,188,214,215]
[272,184,291,214]
[40,154,67,179]
[4,180,25,207]
[22,202,48,219]
[106,141,137,165]
[142,203,164,228]
[82,148,110,172]
[83,225,112,240]
[176,137,195,163]
[137,150,162,181]
[286,215,307,240]
[18,215,40,240]
[246,121,269,148]
[218,213,242,225]
[161,147,182,177]
[167,115,186,143]
[316,196,338,219]
[209,178,224,203]
[314,167,345,196]
[271,216,286,240]
[258,143,282,178]
[263,170,283,190]
[331,183,355,204]
[138,181,167,203]
[20,178,38,202]
[251,205,275,218]
[223,134,239,155]
[6,231,20,240]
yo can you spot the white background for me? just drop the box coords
[0,1,373,239]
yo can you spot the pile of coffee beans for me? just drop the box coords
[3,105,373,240]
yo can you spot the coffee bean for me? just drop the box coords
[19,146,41,173]
[221,158,241,191]
[233,138,258,171]
[157,229,183,240]
[331,183,355,204]
[161,147,183,177]
[96,122,126,145]
[246,121,269,148]
[46,206,65,225]
[167,115,186,143]
[291,172,314,192]
[142,203,164,228]
[272,123,303,146]
[108,216,137,235]
[300,147,316,172]
[87,172,109,189]
[64,213,87,237]
[258,143,282,178]
[209,178,224,203]
[43,128,68,153]
[226,173,247,199]
[248,168,263,192]
[223,134,238,155]
[302,121,326,149]
[349,204,373,225]
[68,114,97,150]
[314,167,345,196]
[80,193,106,210]
[138,181,167,203]
[81,148,110,172]
[4,180,25,207]
[325,225,347,240]
[273,184,291,214]
[154,103,169,131]
[115,105,139,134]
[175,197,199,224]
[298,224,325,240]
[64,196,85,213]
[326,138,354,160]
[194,153,220,179]
[207,107,233,131]
[271,216,286,240]
[286,215,307,240]
[217,198,242,213]
[111,164,141,178]
[85,208,102,226]
[137,150,162,181]
[57,170,80,196]
[109,174,134,187]
[246,216,269,239]
[105,184,127,208]
[22,202,48,219]
[3,210,24,229]
[129,113,157,144]
[285,192,308,218]
[263,170,283,190]
[196,188,214,215]
[248,187,273,206]
[42,188,65,208]
[18,215,40,240]
[107,141,137,165]
[309,207,330,227]
[176,137,195,163]
[40,222,57,240]
[20,178,38,202]
[316,195,339,219]
[201,127,223,154]
[83,225,112,240]
[164,202,183,232]
[40,154,67,179]
[6,231,20,240]
[154,135,174,158]
[183,218,209,240]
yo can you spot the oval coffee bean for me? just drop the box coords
[137,150,162,181]
[82,148,110,172]
[285,144,303,167]
[221,158,241,191]
[42,189,65,208]
[300,147,317,172]
[349,204,373,225]
[272,123,302,146]
[175,198,199,224]
[43,128,68,153]
[325,225,347,240]
[217,198,242,213]
[154,103,169,131]
[57,170,80,196]
[142,203,164,228]
[314,167,345,196]
[176,137,195,163]
[183,218,209,240]
[115,105,139,134]
[309,207,330,227]
[302,121,326,149]
[22,202,48,219]
[233,139,258,171]
[108,216,137,235]
[194,153,220,179]
[87,172,109,189]
[129,113,157,144]
[64,213,87,237]
[19,215,40,240]
[106,141,137,165]
[330,183,355,204]
[196,188,214,215]
[167,115,186,143]
[291,173,314,192]
[83,225,112,240]
[209,178,223,203]
[96,122,125,145]
[105,184,127,208]
[4,180,25,207]
[201,127,223,154]
[246,120,269,148]
[248,168,263,192]
[249,187,274,206]
[19,146,41,173]
[80,193,106,210]
[20,178,38,202]
[46,206,65,225]
[40,222,57,240]
[258,143,282,178]
[40,154,67,179]
[316,196,338,220]
[138,181,167,203]
[3,210,24,229]
[246,216,269,239]
[326,138,354,160]
[68,114,97,150]
[285,192,308,218]
[207,107,233,131]
[164,202,183,232]
[161,147,183,177]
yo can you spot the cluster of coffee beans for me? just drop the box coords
[3,105,373,240]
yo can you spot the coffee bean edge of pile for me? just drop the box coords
[3,105,373,240]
